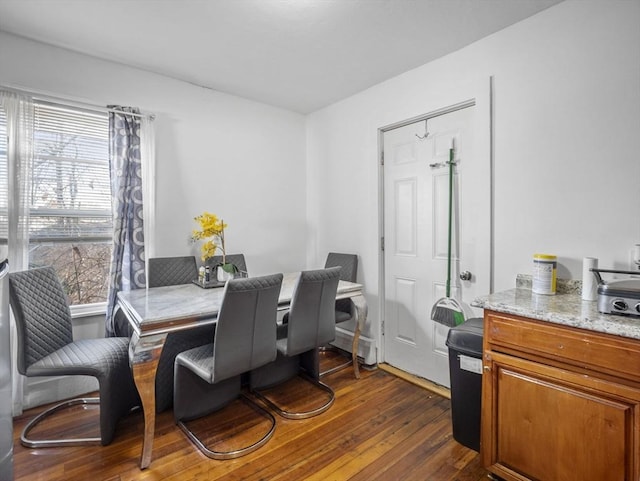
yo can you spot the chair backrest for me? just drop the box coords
[212,273,283,382]
[285,267,341,356]
[8,266,73,375]
[325,253,358,315]
[148,256,197,287]
[205,253,248,275]
[325,253,358,283]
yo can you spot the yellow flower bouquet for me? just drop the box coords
[191,212,240,282]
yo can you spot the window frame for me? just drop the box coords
[2,92,156,314]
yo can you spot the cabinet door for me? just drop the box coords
[482,351,640,481]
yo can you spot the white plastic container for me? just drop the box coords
[581,257,598,301]
[532,254,557,295]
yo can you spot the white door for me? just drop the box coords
[382,104,490,387]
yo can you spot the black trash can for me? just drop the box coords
[446,317,484,452]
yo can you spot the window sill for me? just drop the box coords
[70,302,107,319]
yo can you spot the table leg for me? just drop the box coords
[129,331,166,469]
[350,294,368,379]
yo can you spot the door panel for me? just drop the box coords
[394,277,417,344]
[383,105,489,386]
[394,178,417,255]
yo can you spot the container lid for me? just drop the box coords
[533,253,557,260]
[445,317,484,356]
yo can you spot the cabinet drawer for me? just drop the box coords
[485,311,640,383]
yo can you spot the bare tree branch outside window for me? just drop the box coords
[28,104,112,306]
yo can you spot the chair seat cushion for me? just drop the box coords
[335,309,352,323]
[275,337,288,355]
[285,306,351,323]
[175,343,214,383]
[26,337,130,379]
[276,337,317,357]
[155,325,215,413]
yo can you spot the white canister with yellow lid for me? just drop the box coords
[532,254,557,295]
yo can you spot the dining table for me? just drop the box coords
[117,271,368,469]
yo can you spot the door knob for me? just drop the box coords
[459,271,472,281]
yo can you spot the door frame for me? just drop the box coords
[377,77,494,365]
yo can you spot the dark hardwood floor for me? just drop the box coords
[12,354,489,481]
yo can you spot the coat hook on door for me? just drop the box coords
[415,119,429,140]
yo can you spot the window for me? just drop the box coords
[1,100,113,306]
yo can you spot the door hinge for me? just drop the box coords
[381,320,385,335]
[380,236,385,251]
[380,151,384,165]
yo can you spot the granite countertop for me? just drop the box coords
[472,288,640,341]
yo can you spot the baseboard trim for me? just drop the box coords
[331,326,376,365]
[378,363,451,400]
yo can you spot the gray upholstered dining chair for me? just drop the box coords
[322,252,359,375]
[325,253,358,316]
[205,253,248,278]
[8,266,140,447]
[250,266,341,419]
[148,255,197,287]
[147,255,215,413]
[173,273,283,460]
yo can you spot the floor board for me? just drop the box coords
[12,355,489,481]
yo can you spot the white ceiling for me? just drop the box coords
[0,0,563,113]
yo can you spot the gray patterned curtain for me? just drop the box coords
[105,106,146,337]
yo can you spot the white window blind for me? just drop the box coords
[0,97,114,305]
[30,102,112,243]
[27,101,113,305]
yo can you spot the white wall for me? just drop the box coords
[306,0,640,346]
[0,31,308,276]
[0,31,308,407]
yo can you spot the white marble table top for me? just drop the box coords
[117,272,363,335]
[472,288,640,340]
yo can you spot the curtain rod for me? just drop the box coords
[1,84,156,121]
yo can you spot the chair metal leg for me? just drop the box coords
[252,373,335,420]
[176,394,276,460]
[21,397,102,448]
[318,345,354,377]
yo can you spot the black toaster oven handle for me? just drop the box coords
[590,267,640,285]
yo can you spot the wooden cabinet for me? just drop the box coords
[481,310,640,481]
